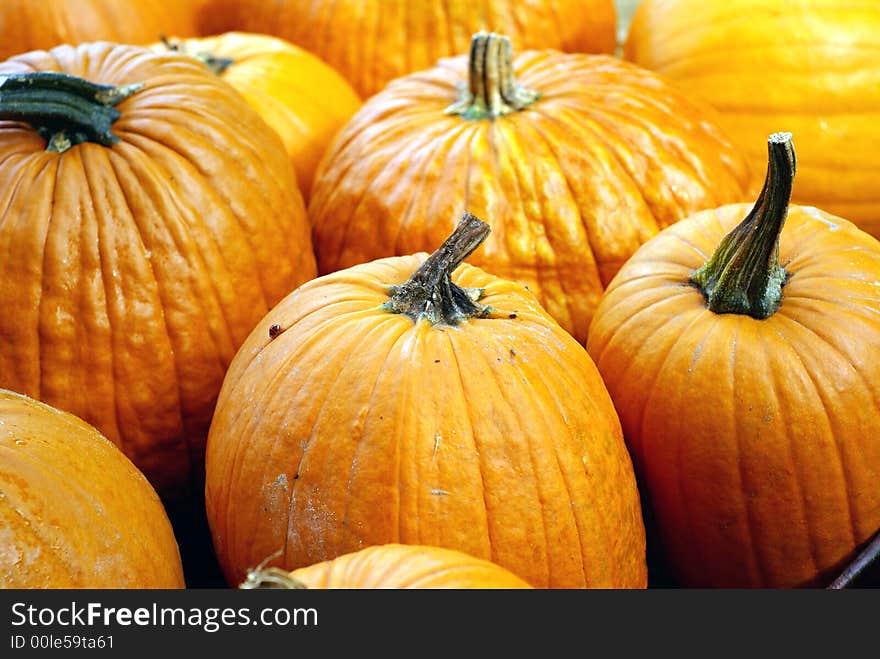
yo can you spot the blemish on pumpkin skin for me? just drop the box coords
[430,489,449,496]
[268,323,283,339]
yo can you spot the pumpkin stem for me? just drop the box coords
[0,72,143,153]
[827,528,880,589]
[445,31,540,120]
[160,36,234,76]
[689,132,796,319]
[239,566,309,590]
[384,211,492,325]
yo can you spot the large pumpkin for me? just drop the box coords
[309,32,750,344]
[0,43,317,500]
[0,389,184,588]
[586,133,880,588]
[194,0,618,98]
[241,544,532,589]
[0,0,202,61]
[624,0,880,239]
[206,212,647,589]
[154,32,361,198]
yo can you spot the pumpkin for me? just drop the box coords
[0,0,203,62]
[309,31,751,344]
[206,212,647,589]
[624,0,880,239]
[194,0,618,98]
[0,43,317,501]
[154,32,361,199]
[241,543,533,589]
[0,389,184,588]
[586,133,880,588]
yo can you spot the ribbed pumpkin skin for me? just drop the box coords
[309,52,750,344]
[153,32,361,199]
[206,256,647,589]
[0,43,317,500]
[284,544,533,589]
[0,0,201,61]
[624,0,880,238]
[0,390,185,588]
[196,0,618,98]
[586,204,880,588]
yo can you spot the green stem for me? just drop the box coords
[384,211,492,325]
[0,72,142,153]
[689,132,796,319]
[445,31,540,120]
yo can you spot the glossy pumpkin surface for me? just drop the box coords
[154,31,361,199]
[242,543,533,589]
[587,136,880,587]
[624,0,880,238]
[0,43,317,500]
[0,389,185,588]
[197,0,618,98]
[207,215,647,589]
[310,34,750,344]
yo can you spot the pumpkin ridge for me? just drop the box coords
[759,323,830,578]
[34,156,62,405]
[444,329,496,565]
[276,317,409,572]
[390,122,475,260]
[524,104,636,282]
[774,312,879,533]
[100,148,198,481]
[467,324,555,586]
[337,319,412,552]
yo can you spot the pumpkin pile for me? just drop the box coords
[0,0,877,591]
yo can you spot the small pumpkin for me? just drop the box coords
[0,389,184,588]
[154,32,361,199]
[0,43,317,500]
[586,133,880,588]
[241,544,533,589]
[0,0,202,62]
[624,0,880,238]
[206,212,647,589]
[196,0,618,98]
[309,31,750,344]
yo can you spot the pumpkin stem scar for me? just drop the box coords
[383,211,494,325]
[689,132,795,319]
[0,71,144,153]
[159,36,234,76]
[445,31,541,120]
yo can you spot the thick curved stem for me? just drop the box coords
[689,132,796,319]
[0,72,142,153]
[445,32,540,120]
[384,212,492,325]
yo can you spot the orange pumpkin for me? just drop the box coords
[0,389,184,588]
[0,0,202,61]
[241,544,533,589]
[586,133,880,588]
[206,212,647,589]
[195,0,618,98]
[0,43,317,500]
[624,0,880,239]
[309,32,750,344]
[154,32,361,199]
